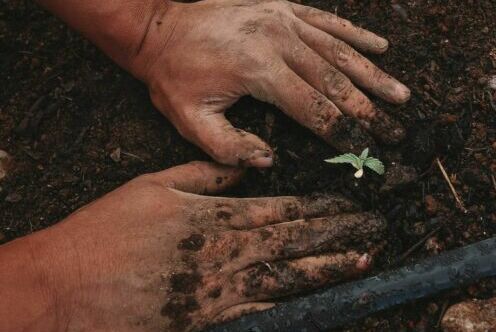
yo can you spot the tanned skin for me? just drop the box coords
[0,0,412,330]
[0,161,386,331]
[36,0,410,167]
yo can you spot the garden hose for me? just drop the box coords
[208,237,496,332]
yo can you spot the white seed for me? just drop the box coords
[354,168,364,178]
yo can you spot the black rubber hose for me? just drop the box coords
[208,237,496,332]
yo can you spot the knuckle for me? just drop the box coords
[370,67,388,84]
[200,231,245,262]
[335,16,352,29]
[248,9,294,37]
[188,199,223,224]
[298,5,321,18]
[334,41,354,66]
[276,198,303,221]
[323,67,353,99]
[209,146,233,165]
[132,173,163,188]
[306,90,337,135]
[308,90,330,114]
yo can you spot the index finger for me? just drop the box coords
[255,62,376,154]
[290,3,389,54]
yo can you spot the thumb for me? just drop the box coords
[152,161,244,195]
[173,109,274,168]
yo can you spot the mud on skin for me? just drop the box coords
[161,295,200,331]
[242,261,311,298]
[165,203,385,331]
[170,272,203,294]
[271,213,386,256]
[240,254,362,298]
[300,194,361,219]
[177,234,206,251]
[188,194,361,229]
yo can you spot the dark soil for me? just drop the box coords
[1,0,496,330]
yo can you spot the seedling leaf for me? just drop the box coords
[364,157,385,175]
[359,148,369,160]
[325,148,385,178]
[325,154,362,170]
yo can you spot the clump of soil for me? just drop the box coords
[1,0,495,330]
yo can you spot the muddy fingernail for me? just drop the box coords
[394,84,411,104]
[249,150,273,168]
[375,37,389,52]
[356,253,373,271]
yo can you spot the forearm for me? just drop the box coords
[35,0,169,77]
[0,234,63,331]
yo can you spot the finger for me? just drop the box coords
[283,39,405,143]
[227,212,385,271]
[258,63,375,154]
[212,303,275,325]
[290,3,389,54]
[295,22,410,104]
[152,161,244,194]
[173,109,273,168]
[232,252,372,301]
[204,194,361,230]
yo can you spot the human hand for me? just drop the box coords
[132,0,411,167]
[12,162,386,331]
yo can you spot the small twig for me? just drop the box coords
[491,174,496,194]
[435,158,468,214]
[464,147,490,152]
[396,226,442,264]
[121,151,145,162]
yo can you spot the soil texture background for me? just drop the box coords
[1,0,496,330]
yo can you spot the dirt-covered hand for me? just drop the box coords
[133,0,411,167]
[14,162,386,331]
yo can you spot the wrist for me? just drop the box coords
[87,0,172,76]
[0,231,73,331]
[36,0,174,80]
[126,0,182,81]
[100,0,173,77]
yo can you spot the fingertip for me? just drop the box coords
[374,37,389,54]
[245,149,274,168]
[250,157,274,168]
[393,84,411,104]
[356,253,373,271]
[361,35,389,54]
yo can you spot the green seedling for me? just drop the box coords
[325,148,385,178]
